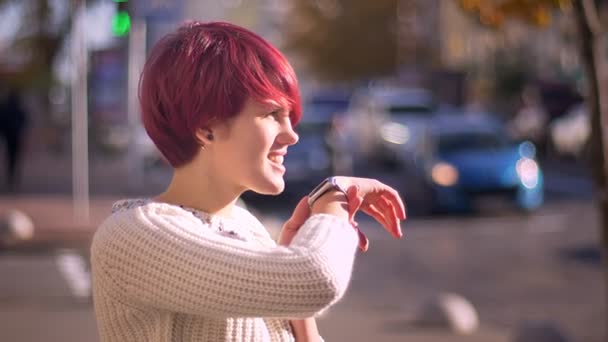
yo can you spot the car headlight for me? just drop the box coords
[431,162,459,186]
[381,122,410,145]
[518,141,536,158]
[516,157,539,189]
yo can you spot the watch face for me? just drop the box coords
[307,177,347,207]
[310,178,330,195]
[307,178,331,206]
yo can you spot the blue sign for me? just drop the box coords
[132,0,183,20]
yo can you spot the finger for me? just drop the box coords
[346,185,361,204]
[366,200,401,239]
[346,186,362,224]
[374,197,399,237]
[382,188,407,220]
[346,187,368,252]
[363,203,389,226]
[362,202,391,231]
[357,227,369,252]
[378,195,403,238]
[284,196,311,230]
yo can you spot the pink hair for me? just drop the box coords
[139,21,301,167]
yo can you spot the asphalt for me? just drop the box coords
[0,129,600,342]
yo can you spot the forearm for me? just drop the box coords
[290,318,322,342]
[285,192,349,341]
[94,209,358,318]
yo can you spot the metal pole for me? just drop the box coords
[71,0,90,223]
[127,18,147,191]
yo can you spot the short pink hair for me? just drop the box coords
[139,21,302,167]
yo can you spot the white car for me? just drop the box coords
[346,86,436,168]
[549,104,590,158]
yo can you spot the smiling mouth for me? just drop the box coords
[268,155,284,165]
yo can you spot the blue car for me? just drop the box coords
[283,90,352,196]
[427,115,544,213]
[243,89,352,206]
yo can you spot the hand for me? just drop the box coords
[337,177,407,252]
[278,196,311,246]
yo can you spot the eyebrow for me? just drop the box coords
[261,98,291,112]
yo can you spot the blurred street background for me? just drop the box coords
[0,0,605,341]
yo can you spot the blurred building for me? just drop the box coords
[0,0,586,153]
[182,0,287,45]
[437,0,583,117]
[439,1,581,79]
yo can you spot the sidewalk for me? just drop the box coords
[0,130,597,342]
[0,126,171,246]
[0,196,117,248]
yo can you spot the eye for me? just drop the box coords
[266,109,283,121]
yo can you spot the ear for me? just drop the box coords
[194,127,215,146]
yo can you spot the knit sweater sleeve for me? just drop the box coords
[90,204,358,319]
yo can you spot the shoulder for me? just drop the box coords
[92,199,205,252]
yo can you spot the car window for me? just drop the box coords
[438,132,507,153]
[296,122,331,135]
[308,100,349,115]
[388,105,434,115]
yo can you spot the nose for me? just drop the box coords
[279,122,299,146]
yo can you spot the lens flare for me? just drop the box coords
[431,162,459,187]
[516,158,539,189]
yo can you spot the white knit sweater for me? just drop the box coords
[90,199,359,341]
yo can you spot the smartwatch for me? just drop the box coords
[307,177,348,207]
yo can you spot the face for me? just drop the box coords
[208,98,299,195]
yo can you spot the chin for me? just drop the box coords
[262,183,285,195]
[251,178,285,195]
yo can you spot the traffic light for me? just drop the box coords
[112,0,131,37]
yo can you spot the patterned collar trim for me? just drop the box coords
[112,198,233,233]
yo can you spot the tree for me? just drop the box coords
[457,0,573,28]
[283,0,433,83]
[0,0,74,89]
[459,0,608,336]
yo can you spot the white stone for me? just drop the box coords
[0,209,34,243]
[416,292,480,334]
[56,250,92,299]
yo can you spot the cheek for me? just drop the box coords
[223,139,264,169]
[247,125,276,153]
[224,121,276,167]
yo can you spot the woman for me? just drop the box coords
[90,21,406,342]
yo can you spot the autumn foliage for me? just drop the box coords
[458,0,572,28]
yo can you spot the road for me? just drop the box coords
[317,199,602,341]
[0,199,602,342]
[1,105,599,341]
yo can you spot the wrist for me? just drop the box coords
[310,190,348,219]
[332,176,350,190]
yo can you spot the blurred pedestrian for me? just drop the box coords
[90,21,406,342]
[508,86,548,156]
[325,113,354,176]
[0,86,28,192]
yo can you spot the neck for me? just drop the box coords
[154,162,243,218]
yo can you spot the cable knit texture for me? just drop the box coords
[90,199,359,341]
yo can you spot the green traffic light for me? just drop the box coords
[112,11,131,36]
